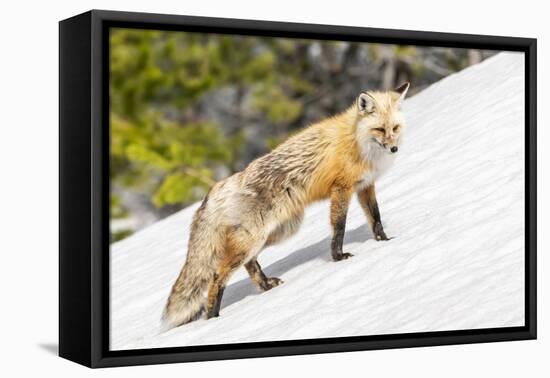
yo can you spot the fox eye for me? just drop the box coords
[373,127,385,133]
[393,125,400,132]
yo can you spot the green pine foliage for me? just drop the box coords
[110,29,321,218]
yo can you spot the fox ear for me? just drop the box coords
[394,82,410,103]
[357,92,375,115]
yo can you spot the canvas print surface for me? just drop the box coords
[109,28,525,350]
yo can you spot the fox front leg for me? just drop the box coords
[330,186,354,261]
[357,184,389,241]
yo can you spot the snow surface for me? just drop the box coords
[110,52,525,350]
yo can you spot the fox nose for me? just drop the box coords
[390,146,398,153]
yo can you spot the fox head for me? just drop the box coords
[355,82,410,156]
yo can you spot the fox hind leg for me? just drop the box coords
[205,228,265,319]
[206,249,247,318]
[206,248,248,319]
[206,273,228,319]
[244,214,302,291]
[245,258,283,291]
[206,261,242,319]
[206,277,225,319]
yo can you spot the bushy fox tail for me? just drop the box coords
[161,259,214,331]
[161,204,221,331]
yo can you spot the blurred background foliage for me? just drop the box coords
[110,28,494,242]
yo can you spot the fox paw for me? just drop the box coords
[373,223,389,241]
[333,252,354,261]
[205,309,220,319]
[262,277,284,291]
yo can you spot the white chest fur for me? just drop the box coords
[357,144,396,189]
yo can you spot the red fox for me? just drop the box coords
[162,82,410,329]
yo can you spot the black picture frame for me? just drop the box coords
[59,9,537,368]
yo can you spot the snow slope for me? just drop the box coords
[110,52,525,350]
